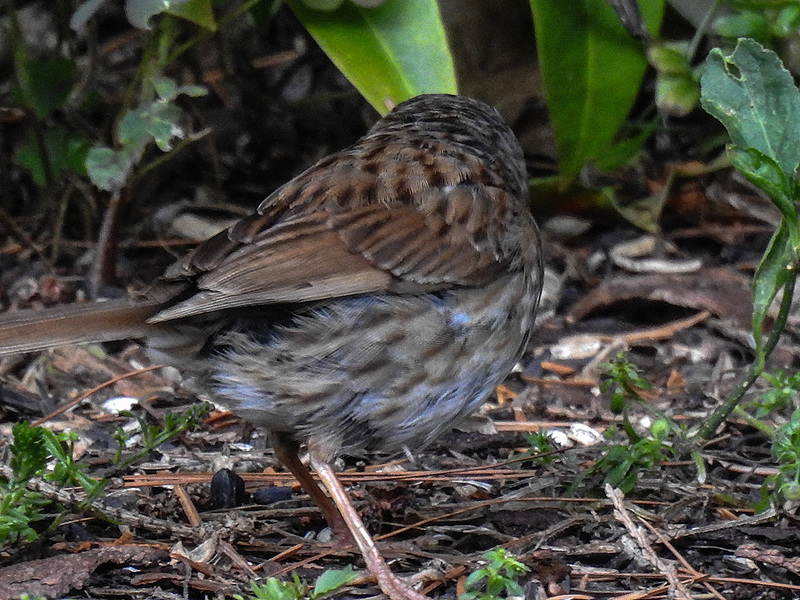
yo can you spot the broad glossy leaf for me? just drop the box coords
[700,39,800,179]
[529,0,664,179]
[287,0,456,114]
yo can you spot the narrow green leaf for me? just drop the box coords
[700,39,800,179]
[619,471,637,494]
[126,0,216,30]
[287,0,456,114]
[606,459,631,488]
[610,388,625,413]
[71,0,108,31]
[166,0,217,31]
[312,566,358,597]
[529,0,664,178]
[752,223,796,367]
[463,569,486,589]
[691,449,707,485]
[10,422,49,481]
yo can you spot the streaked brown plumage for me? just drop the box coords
[0,94,542,600]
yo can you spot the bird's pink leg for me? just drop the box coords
[308,450,430,600]
[271,433,354,547]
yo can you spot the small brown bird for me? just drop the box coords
[0,94,542,600]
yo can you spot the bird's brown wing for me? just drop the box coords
[151,181,518,322]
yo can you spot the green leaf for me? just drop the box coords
[125,0,216,30]
[10,422,49,482]
[267,578,301,600]
[71,0,109,30]
[774,5,800,37]
[12,58,75,118]
[504,580,525,596]
[16,126,91,187]
[152,76,207,101]
[752,222,796,368]
[125,0,172,28]
[117,107,154,148]
[85,146,138,191]
[606,457,632,488]
[311,566,358,597]
[655,73,699,117]
[700,39,800,179]
[287,0,456,114]
[249,0,283,32]
[486,578,504,596]
[463,569,486,589]
[145,106,180,151]
[152,76,180,102]
[647,42,692,77]
[727,147,795,218]
[714,11,771,43]
[700,38,800,376]
[610,388,625,413]
[302,0,344,9]
[595,119,658,172]
[166,0,217,31]
[529,0,664,179]
[87,75,204,192]
[119,102,182,151]
[618,470,637,494]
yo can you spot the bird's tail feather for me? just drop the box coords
[0,300,165,356]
